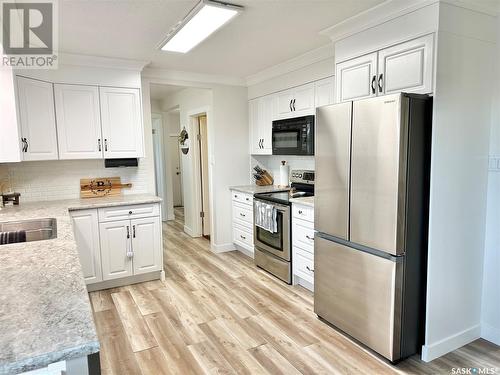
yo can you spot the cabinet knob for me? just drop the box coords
[245,197,250,201]
[129,211,133,215]
[298,210,303,214]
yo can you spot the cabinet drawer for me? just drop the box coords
[233,224,253,247]
[294,251,314,283]
[232,191,253,206]
[294,245,313,261]
[293,221,315,251]
[292,204,314,223]
[233,202,253,226]
[98,203,159,222]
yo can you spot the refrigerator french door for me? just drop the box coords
[314,93,432,362]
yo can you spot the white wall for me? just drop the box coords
[0,62,156,202]
[160,88,213,236]
[481,17,500,346]
[422,3,496,361]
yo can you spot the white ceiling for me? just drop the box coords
[59,0,386,78]
[149,84,184,100]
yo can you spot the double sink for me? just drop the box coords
[0,218,57,245]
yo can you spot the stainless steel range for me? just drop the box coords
[253,170,314,284]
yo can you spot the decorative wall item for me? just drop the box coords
[179,127,189,155]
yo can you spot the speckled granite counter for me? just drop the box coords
[229,185,290,194]
[0,194,161,374]
[289,196,314,207]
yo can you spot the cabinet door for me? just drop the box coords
[99,87,144,158]
[292,83,315,115]
[131,217,162,275]
[378,34,434,95]
[0,67,21,162]
[71,209,102,284]
[276,90,294,118]
[16,76,58,160]
[99,220,133,280]
[315,77,335,108]
[249,99,262,154]
[55,84,103,159]
[259,95,274,154]
[335,52,378,103]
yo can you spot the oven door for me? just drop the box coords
[253,200,290,261]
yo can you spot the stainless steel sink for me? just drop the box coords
[0,218,57,245]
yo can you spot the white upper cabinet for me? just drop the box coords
[335,34,434,102]
[276,90,295,118]
[249,96,273,155]
[131,216,162,275]
[71,209,103,284]
[16,76,59,161]
[55,84,103,160]
[0,67,21,162]
[377,34,434,95]
[276,83,315,119]
[336,52,378,103]
[315,77,335,108]
[99,87,144,158]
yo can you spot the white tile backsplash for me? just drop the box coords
[251,155,315,185]
[0,158,154,202]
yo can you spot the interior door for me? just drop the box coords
[54,84,103,159]
[198,115,210,236]
[315,102,352,240]
[99,87,144,158]
[99,220,133,280]
[16,76,59,160]
[131,217,162,275]
[378,34,434,95]
[314,237,403,361]
[71,209,102,284]
[335,52,378,103]
[350,94,407,255]
[169,136,183,207]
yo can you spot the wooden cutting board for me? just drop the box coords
[80,177,132,198]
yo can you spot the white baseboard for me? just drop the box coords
[184,225,195,237]
[235,244,254,259]
[211,242,236,253]
[421,324,481,362]
[481,322,500,345]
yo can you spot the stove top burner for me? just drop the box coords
[254,190,314,205]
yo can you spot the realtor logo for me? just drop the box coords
[1,0,58,68]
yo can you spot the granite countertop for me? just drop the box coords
[289,196,314,207]
[229,185,290,194]
[0,194,161,374]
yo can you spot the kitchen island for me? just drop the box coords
[0,194,160,374]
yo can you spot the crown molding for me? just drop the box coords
[59,53,150,71]
[245,43,334,87]
[142,67,246,86]
[320,0,497,43]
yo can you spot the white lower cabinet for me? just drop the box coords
[70,202,162,289]
[292,203,315,291]
[231,190,254,255]
[99,219,134,281]
[71,209,102,284]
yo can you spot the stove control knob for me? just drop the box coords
[299,173,303,178]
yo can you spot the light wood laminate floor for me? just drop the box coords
[89,208,500,374]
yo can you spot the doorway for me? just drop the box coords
[167,110,183,208]
[197,114,210,239]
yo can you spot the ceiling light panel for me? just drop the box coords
[160,1,242,53]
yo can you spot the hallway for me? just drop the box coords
[88,211,500,374]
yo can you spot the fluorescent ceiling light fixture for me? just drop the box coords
[159,0,243,53]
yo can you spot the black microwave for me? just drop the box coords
[272,115,314,155]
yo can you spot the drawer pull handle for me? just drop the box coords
[234,195,238,198]
[306,266,314,273]
[298,210,303,214]
[306,235,314,241]
[240,213,246,217]
[240,235,246,240]
[245,197,250,201]
[129,211,133,215]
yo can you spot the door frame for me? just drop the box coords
[187,106,214,243]
[151,113,167,221]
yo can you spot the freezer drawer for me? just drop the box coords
[314,236,403,361]
[315,102,352,240]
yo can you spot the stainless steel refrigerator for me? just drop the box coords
[314,93,432,362]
